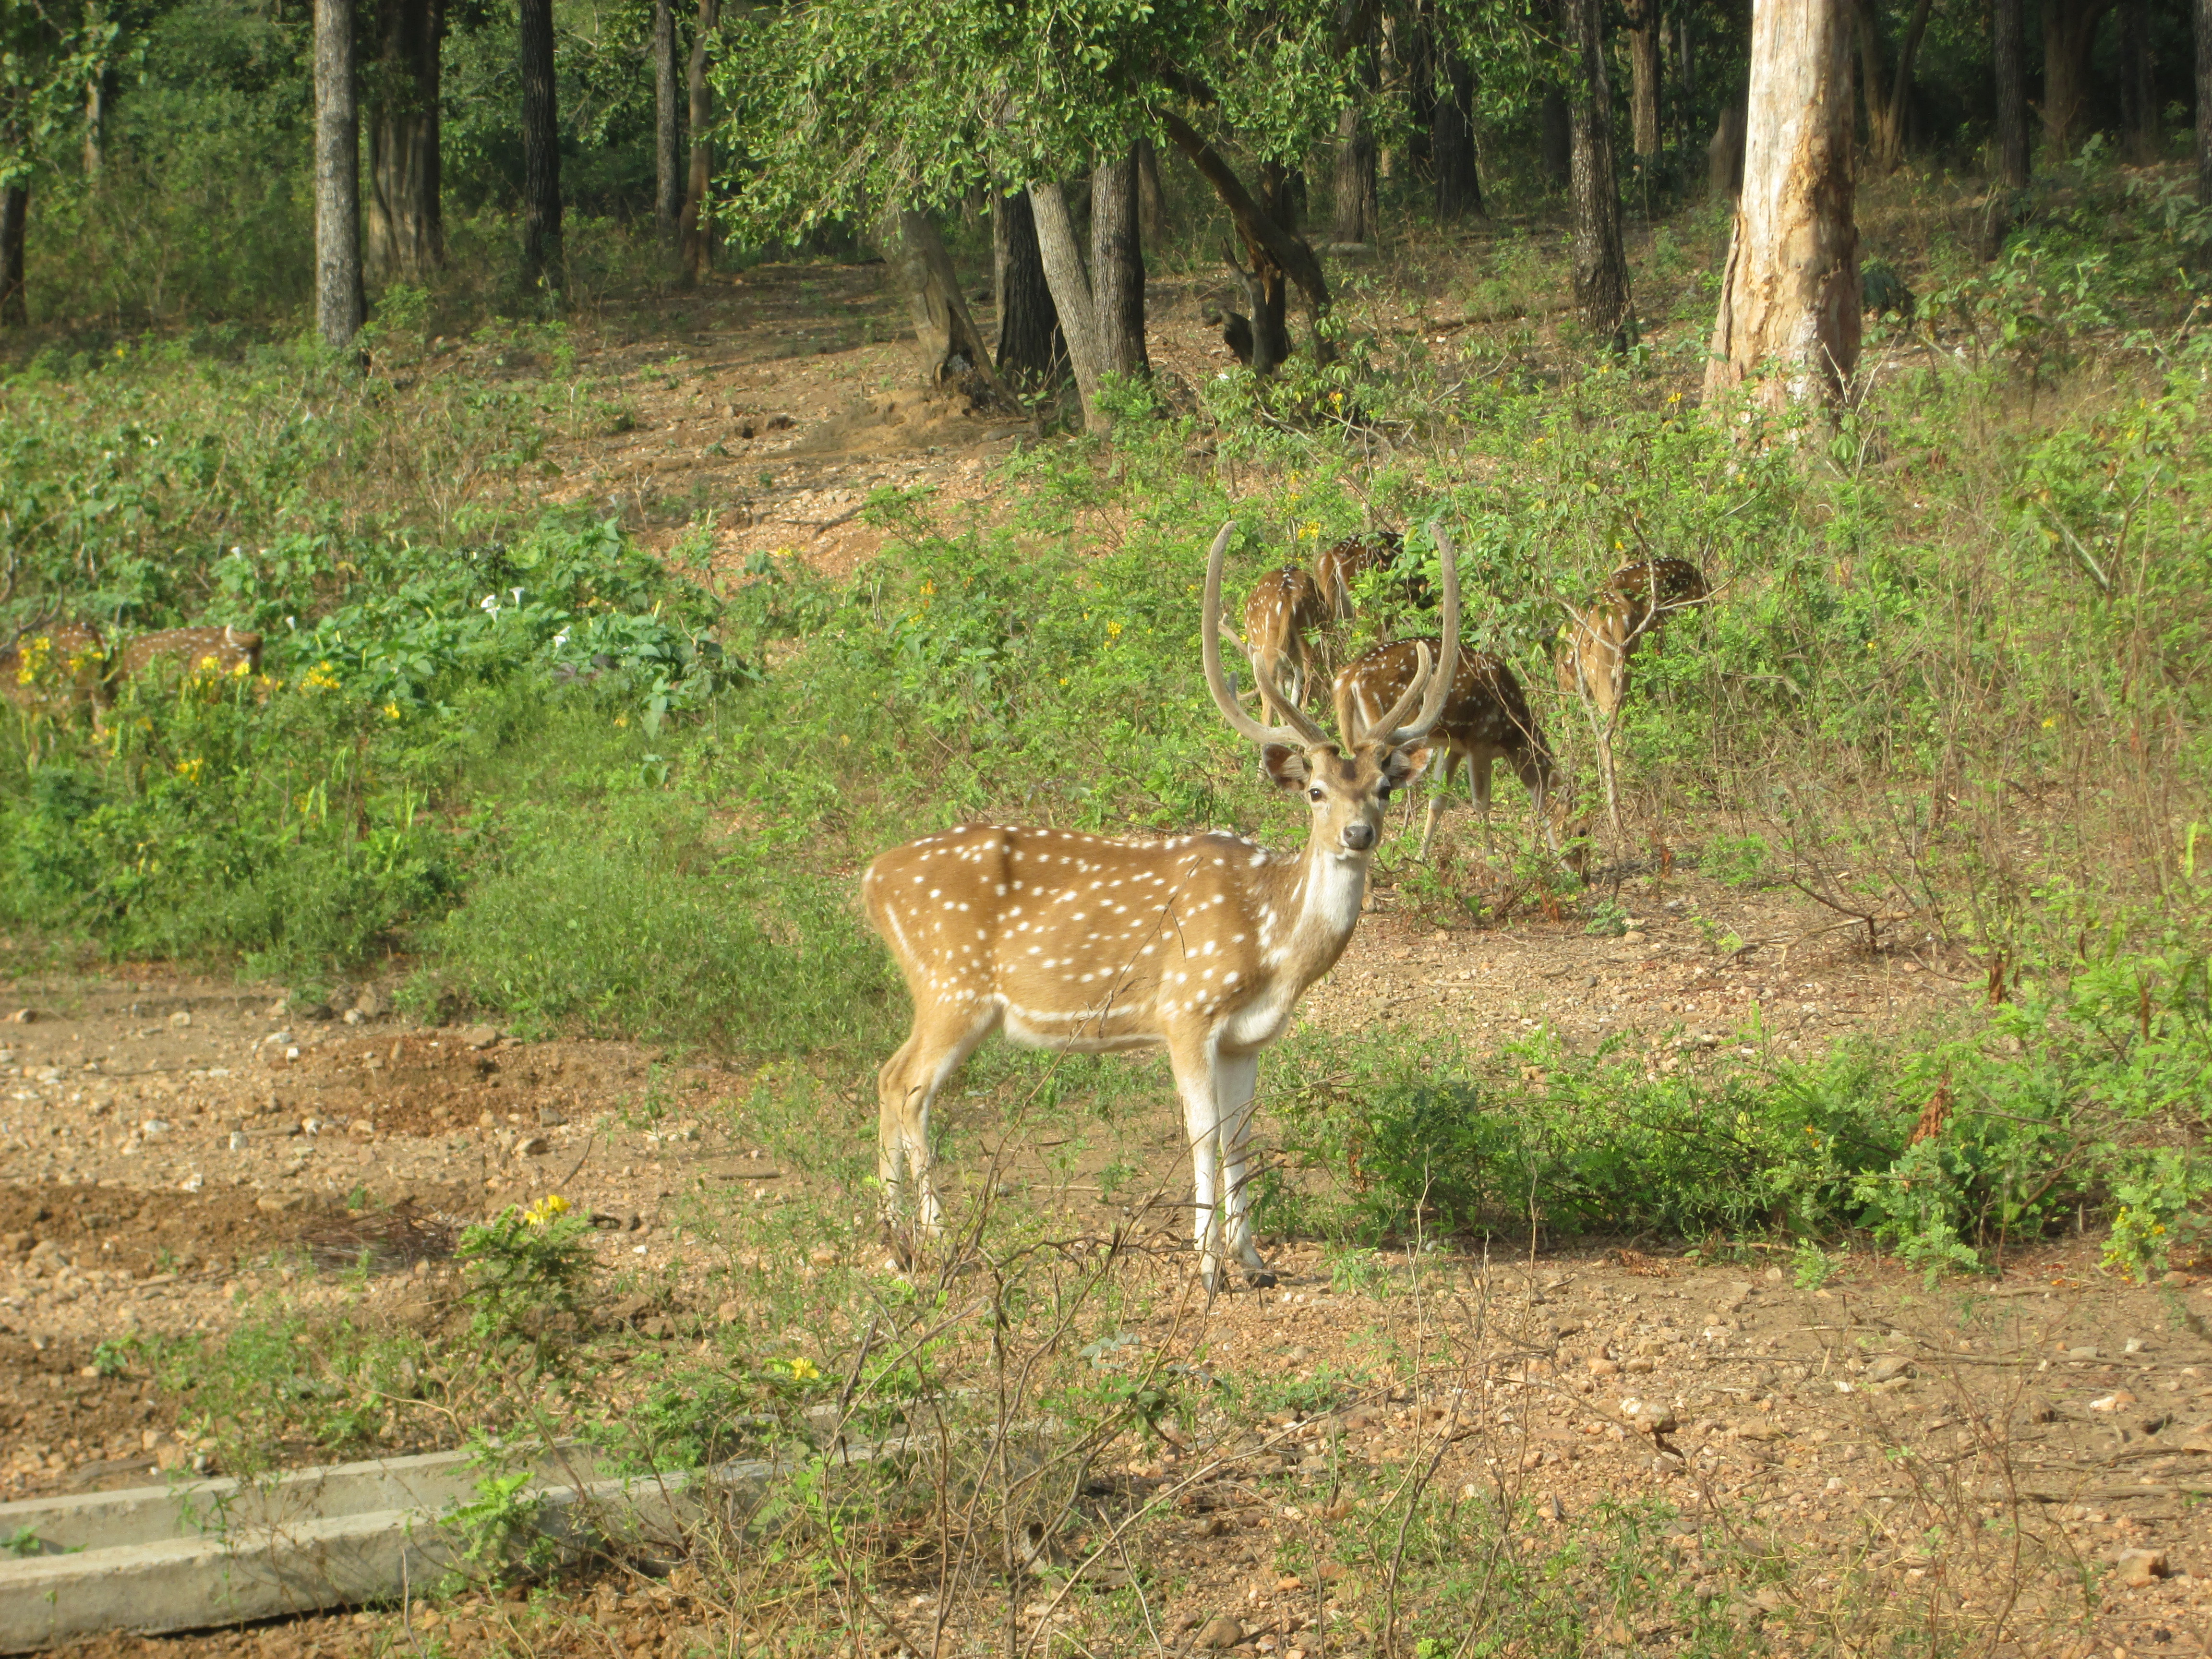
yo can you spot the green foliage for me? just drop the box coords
[457,1197,597,1354]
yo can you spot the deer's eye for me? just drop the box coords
[1377,784,1393,802]
[1308,787,1325,803]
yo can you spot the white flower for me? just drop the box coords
[480,593,500,614]
[552,628,571,648]
[510,587,525,605]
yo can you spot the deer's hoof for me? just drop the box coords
[1246,1268,1278,1290]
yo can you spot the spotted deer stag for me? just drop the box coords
[1554,558,1709,719]
[1335,642,1561,858]
[1240,567,1331,723]
[861,523,1461,1291]
[117,625,263,685]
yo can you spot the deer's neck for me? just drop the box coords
[1260,838,1370,992]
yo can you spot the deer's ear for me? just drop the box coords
[1382,745,1430,788]
[1262,745,1312,791]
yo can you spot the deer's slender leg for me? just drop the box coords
[1214,1050,1275,1285]
[1170,1039,1229,1292]
[877,1003,999,1236]
[1419,748,1459,860]
[1470,753,1498,852]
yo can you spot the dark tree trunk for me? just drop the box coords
[2200,0,2212,201]
[1994,0,2029,185]
[653,0,681,241]
[517,0,561,282]
[2042,0,2115,158]
[1157,109,1336,367]
[314,0,365,344]
[2119,0,2157,161]
[366,0,443,282]
[84,73,107,178]
[1405,19,1435,179]
[1678,8,1696,122]
[1333,105,1379,240]
[0,184,26,327]
[1627,0,1663,157]
[1852,0,1932,172]
[1433,46,1486,217]
[1135,137,1168,244]
[1564,0,1634,349]
[679,0,719,280]
[1538,86,1572,190]
[1092,144,1149,380]
[1709,99,1746,194]
[995,190,1064,383]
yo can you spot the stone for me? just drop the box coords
[514,1135,550,1157]
[354,987,390,1019]
[538,1105,568,1127]
[1864,1355,1912,1383]
[2115,1548,2169,1588]
[1588,1357,1619,1376]
[1634,1402,1678,1435]
[461,1024,500,1050]
[167,1011,192,1029]
[1195,1615,1247,1651]
[2089,1391,2139,1412]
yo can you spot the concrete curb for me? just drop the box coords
[0,1443,784,1653]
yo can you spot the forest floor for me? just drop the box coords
[7,219,2206,1658]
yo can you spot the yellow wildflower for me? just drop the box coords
[383,702,402,721]
[789,1357,821,1382]
[523,1194,571,1227]
[2043,717,2056,728]
[301,661,341,692]
[1105,620,1123,640]
[1298,521,1320,541]
[175,757,206,784]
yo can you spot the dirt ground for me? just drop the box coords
[8,248,2199,1656]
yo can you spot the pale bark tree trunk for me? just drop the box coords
[314,0,365,345]
[679,0,719,280]
[1091,145,1149,380]
[1627,0,1663,158]
[1029,180,1106,429]
[1678,9,1696,124]
[994,190,1063,383]
[2200,0,2212,201]
[1705,0,1859,410]
[893,208,1016,405]
[366,0,444,282]
[1333,105,1379,240]
[83,74,107,178]
[1538,86,1571,190]
[1433,46,1486,218]
[517,0,561,282]
[1564,0,1634,349]
[1135,137,1168,245]
[1994,0,2029,185]
[653,0,681,242]
[2042,0,2115,158]
[2119,0,2157,161]
[0,184,26,327]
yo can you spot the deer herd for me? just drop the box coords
[866,519,1710,1289]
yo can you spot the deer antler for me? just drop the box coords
[1375,526,1461,747]
[1202,523,1330,749]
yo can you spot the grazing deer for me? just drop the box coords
[1311,531,1398,622]
[861,522,1462,1292]
[0,623,109,714]
[1335,641,1561,858]
[1240,568,1331,723]
[115,625,263,686]
[1554,558,1709,720]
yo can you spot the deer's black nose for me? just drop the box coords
[1342,821,1376,852]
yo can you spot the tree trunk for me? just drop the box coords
[84,73,107,178]
[1564,0,1635,349]
[653,0,681,242]
[1434,47,1486,217]
[1678,9,1696,123]
[1157,109,1335,368]
[1709,99,1746,194]
[2119,0,2157,161]
[1853,0,1931,172]
[366,0,444,282]
[1135,137,1168,244]
[1538,86,1572,191]
[0,184,26,327]
[1333,105,1379,240]
[679,0,719,280]
[517,0,561,282]
[2200,0,2212,202]
[314,0,365,345]
[1404,18,1435,180]
[1627,0,1663,157]
[995,190,1064,383]
[1705,0,1859,410]
[1092,145,1149,381]
[893,208,1015,406]
[1994,0,2029,186]
[2042,0,2115,159]
[1028,181,1107,429]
